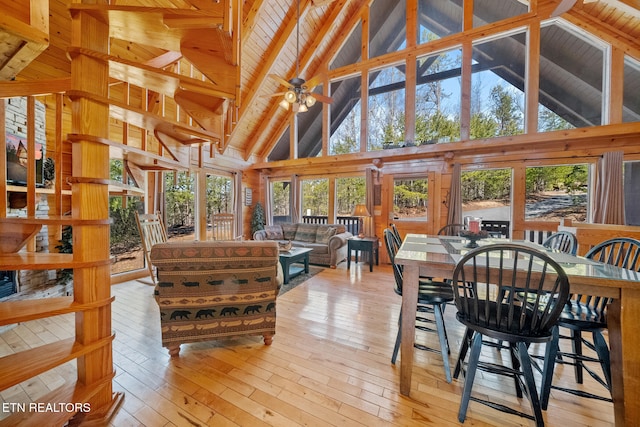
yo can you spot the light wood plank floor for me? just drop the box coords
[1,263,614,426]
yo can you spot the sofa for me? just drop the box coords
[253,223,352,268]
[150,240,281,357]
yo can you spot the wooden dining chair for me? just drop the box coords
[541,237,640,408]
[135,211,168,285]
[384,229,454,383]
[437,223,464,236]
[542,230,578,255]
[452,243,570,426]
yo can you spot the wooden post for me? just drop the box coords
[69,0,118,419]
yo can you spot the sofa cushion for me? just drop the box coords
[315,226,336,244]
[281,223,298,240]
[293,241,329,255]
[263,225,284,240]
[294,223,318,242]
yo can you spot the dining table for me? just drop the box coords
[394,233,640,427]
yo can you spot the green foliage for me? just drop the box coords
[109,199,142,255]
[165,171,195,228]
[336,177,366,215]
[251,202,266,236]
[206,175,232,216]
[416,110,459,143]
[462,169,511,202]
[490,85,523,136]
[302,179,329,215]
[271,181,291,217]
[393,178,429,215]
[525,165,588,196]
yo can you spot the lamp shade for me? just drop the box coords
[352,204,370,217]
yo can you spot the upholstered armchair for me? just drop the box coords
[150,240,281,357]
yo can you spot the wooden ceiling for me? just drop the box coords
[1,0,640,166]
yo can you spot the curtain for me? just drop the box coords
[234,172,243,238]
[592,151,625,225]
[291,174,300,223]
[447,163,463,226]
[264,175,273,226]
[365,168,375,236]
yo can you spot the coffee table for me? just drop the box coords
[278,247,313,284]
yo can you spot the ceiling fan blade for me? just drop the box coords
[312,93,333,104]
[268,74,292,88]
[304,73,326,90]
[260,92,286,99]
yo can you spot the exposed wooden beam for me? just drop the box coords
[0,78,71,98]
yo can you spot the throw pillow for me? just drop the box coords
[264,225,284,240]
[294,224,319,242]
[281,223,298,240]
[315,227,336,244]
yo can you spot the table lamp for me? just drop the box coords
[352,204,370,238]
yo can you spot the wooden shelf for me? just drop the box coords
[0,335,114,391]
[0,253,111,270]
[0,296,114,327]
[6,185,71,195]
[0,216,111,226]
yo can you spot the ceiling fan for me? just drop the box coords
[264,0,333,113]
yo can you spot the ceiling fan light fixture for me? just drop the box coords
[279,99,290,110]
[298,103,308,113]
[284,90,297,103]
[305,94,316,107]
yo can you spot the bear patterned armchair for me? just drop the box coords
[150,240,281,357]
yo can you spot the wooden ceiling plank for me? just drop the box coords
[246,0,370,159]
[236,0,313,119]
[240,0,357,159]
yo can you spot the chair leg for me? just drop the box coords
[509,343,524,398]
[439,305,450,354]
[571,330,584,383]
[454,328,474,379]
[540,326,560,410]
[458,332,483,423]
[517,342,544,427]
[391,309,402,364]
[433,303,451,383]
[592,330,612,389]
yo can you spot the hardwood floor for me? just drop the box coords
[1,263,614,426]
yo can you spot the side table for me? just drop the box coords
[347,236,379,272]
